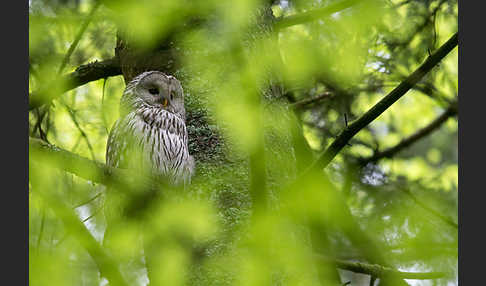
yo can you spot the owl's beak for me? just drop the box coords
[156,98,169,108]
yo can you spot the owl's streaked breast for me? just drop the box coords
[106,105,193,185]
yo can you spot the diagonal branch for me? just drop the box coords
[57,2,101,75]
[316,255,447,280]
[73,192,102,209]
[359,102,457,165]
[401,188,458,228]
[274,0,361,30]
[29,58,122,110]
[309,32,457,171]
[38,189,129,286]
[62,102,97,160]
[384,0,448,49]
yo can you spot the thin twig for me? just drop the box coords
[394,0,413,7]
[82,206,102,223]
[73,192,102,209]
[33,108,49,142]
[62,102,97,161]
[291,92,334,109]
[359,103,457,165]
[402,188,458,228]
[36,209,46,251]
[101,77,110,134]
[385,0,448,49]
[275,0,361,30]
[57,2,101,75]
[54,204,102,247]
[29,58,122,110]
[317,255,448,280]
[71,134,83,153]
[39,190,129,286]
[45,106,54,137]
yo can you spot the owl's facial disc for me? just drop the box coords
[142,84,170,109]
[135,72,184,117]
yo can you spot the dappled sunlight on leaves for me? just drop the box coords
[29,0,457,285]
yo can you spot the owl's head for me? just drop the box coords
[121,71,186,120]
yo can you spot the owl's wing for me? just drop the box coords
[106,119,131,169]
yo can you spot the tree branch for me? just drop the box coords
[359,102,457,165]
[29,58,122,110]
[62,102,97,161]
[402,188,458,228]
[57,2,101,74]
[291,92,334,109]
[309,32,457,171]
[287,167,410,285]
[38,189,129,286]
[30,136,176,223]
[316,255,447,280]
[274,0,361,30]
[29,137,149,191]
[73,192,102,209]
[384,0,448,49]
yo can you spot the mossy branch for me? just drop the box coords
[316,255,448,280]
[29,137,149,191]
[29,58,122,110]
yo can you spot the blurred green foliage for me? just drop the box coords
[29,0,457,285]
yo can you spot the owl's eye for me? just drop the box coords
[148,88,159,95]
[162,98,168,107]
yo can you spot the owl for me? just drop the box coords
[103,71,195,284]
[106,71,194,185]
